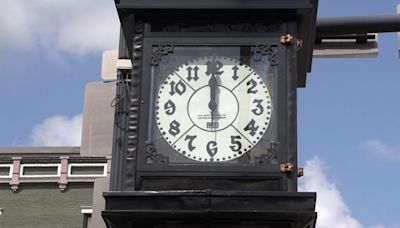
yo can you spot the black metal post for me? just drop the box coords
[316,14,400,36]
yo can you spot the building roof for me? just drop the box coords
[0,147,80,157]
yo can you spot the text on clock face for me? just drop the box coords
[156,56,272,162]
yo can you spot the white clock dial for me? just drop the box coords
[156,56,272,162]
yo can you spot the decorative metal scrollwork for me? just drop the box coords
[124,22,145,190]
[151,45,174,66]
[145,141,169,164]
[256,142,280,165]
[253,44,279,65]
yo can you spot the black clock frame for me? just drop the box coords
[110,22,299,192]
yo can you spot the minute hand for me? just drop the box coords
[208,75,218,111]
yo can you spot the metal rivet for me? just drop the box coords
[298,168,304,177]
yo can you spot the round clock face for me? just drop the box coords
[156,56,272,162]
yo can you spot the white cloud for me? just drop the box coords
[299,156,362,228]
[0,0,119,56]
[361,139,400,160]
[29,114,82,146]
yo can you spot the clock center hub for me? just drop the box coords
[187,85,239,132]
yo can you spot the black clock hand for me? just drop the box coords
[208,75,217,111]
[206,58,223,131]
[208,75,217,130]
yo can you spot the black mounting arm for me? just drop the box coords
[316,14,400,38]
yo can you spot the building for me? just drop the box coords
[0,80,115,228]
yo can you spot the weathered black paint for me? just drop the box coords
[114,0,318,87]
[316,14,400,36]
[103,191,317,228]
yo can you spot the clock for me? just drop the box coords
[155,56,272,162]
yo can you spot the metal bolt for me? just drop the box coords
[297,168,304,177]
[296,39,303,50]
[280,163,294,173]
[280,34,294,44]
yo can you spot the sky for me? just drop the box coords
[0,1,399,228]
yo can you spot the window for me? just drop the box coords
[68,164,107,177]
[0,164,12,178]
[20,164,61,178]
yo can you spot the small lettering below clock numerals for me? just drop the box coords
[184,135,197,151]
[244,119,259,137]
[168,120,181,137]
[251,99,264,115]
[186,66,199,81]
[232,65,239,80]
[164,100,176,115]
[169,80,186,96]
[247,79,258,94]
[229,136,242,152]
[206,141,218,157]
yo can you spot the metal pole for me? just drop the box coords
[316,15,400,36]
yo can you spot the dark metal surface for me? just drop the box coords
[118,29,130,59]
[316,14,400,36]
[102,190,316,228]
[315,34,376,43]
[286,22,298,192]
[115,0,313,9]
[110,71,129,191]
[114,1,318,87]
[125,22,145,191]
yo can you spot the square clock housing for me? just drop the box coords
[109,6,314,193]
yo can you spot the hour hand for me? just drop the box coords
[208,100,217,111]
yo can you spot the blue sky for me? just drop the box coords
[1,1,399,227]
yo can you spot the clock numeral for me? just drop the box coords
[247,79,258,94]
[206,141,218,157]
[168,120,181,137]
[251,99,264,115]
[229,136,242,152]
[232,65,239,80]
[169,80,186,96]
[244,119,259,137]
[184,135,197,151]
[206,60,224,76]
[186,66,199,81]
[164,100,176,115]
